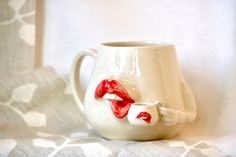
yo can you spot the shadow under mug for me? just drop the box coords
[128,101,162,126]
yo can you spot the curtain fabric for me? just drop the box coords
[0,0,35,77]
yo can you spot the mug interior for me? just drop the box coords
[102,41,171,48]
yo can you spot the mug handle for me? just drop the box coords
[70,49,97,114]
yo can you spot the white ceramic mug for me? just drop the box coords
[128,101,161,126]
[70,41,197,140]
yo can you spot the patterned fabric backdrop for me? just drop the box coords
[0,0,35,77]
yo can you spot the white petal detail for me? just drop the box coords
[11,83,37,103]
[79,143,112,157]
[33,138,56,149]
[64,84,72,95]
[168,140,186,147]
[0,139,17,157]
[8,0,26,12]
[36,132,55,138]
[19,24,35,46]
[201,147,227,157]
[23,111,46,127]
[70,132,89,138]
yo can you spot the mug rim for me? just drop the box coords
[101,41,174,48]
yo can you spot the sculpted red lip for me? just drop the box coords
[136,112,152,123]
[95,79,134,118]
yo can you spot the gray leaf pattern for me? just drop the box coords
[0,0,35,46]
[0,83,47,127]
[168,140,227,157]
[0,139,17,157]
[0,0,35,77]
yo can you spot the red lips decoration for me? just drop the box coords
[95,79,134,118]
[136,112,152,123]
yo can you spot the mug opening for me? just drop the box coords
[102,41,172,48]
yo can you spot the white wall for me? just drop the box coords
[42,0,236,137]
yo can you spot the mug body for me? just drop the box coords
[84,41,186,140]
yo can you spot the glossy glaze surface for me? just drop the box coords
[71,41,197,140]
